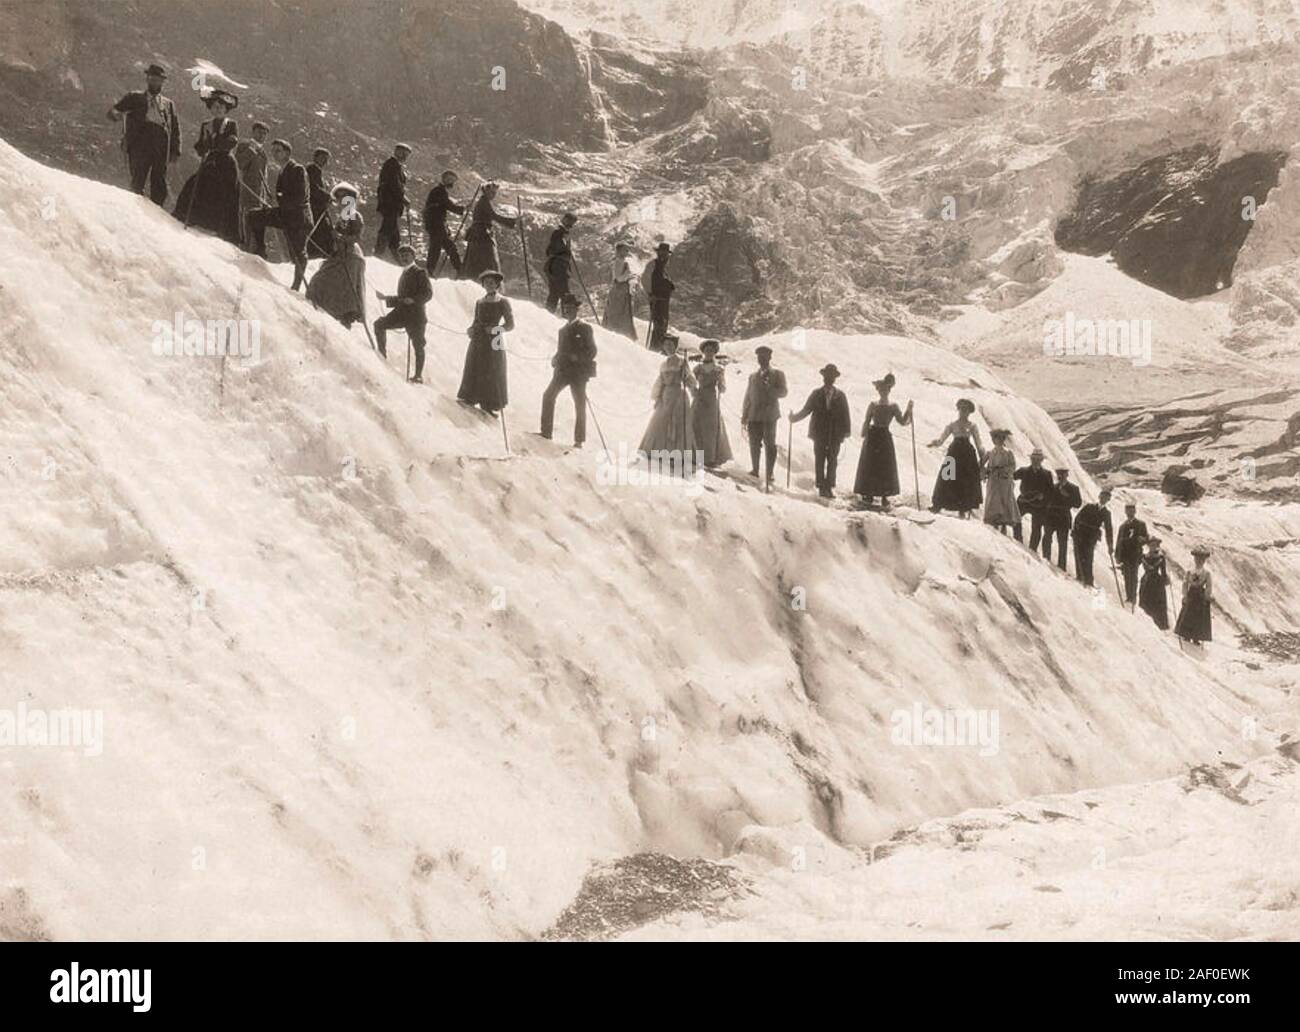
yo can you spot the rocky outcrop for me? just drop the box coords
[1055,144,1288,298]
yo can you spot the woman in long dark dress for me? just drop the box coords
[457,269,514,414]
[928,397,984,517]
[1174,545,1213,643]
[854,372,912,509]
[462,183,517,282]
[174,89,241,244]
[1138,537,1170,630]
[306,183,367,327]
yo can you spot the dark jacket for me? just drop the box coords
[554,319,597,379]
[275,160,311,219]
[423,184,464,233]
[306,162,332,219]
[384,265,433,328]
[377,155,408,215]
[194,116,237,159]
[650,257,674,299]
[1013,464,1054,513]
[1114,517,1149,562]
[1044,479,1082,527]
[1074,502,1115,550]
[545,226,572,276]
[790,386,851,444]
[113,89,181,157]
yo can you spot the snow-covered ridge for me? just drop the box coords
[1,139,1295,939]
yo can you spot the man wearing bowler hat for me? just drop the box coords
[741,345,788,490]
[789,364,852,498]
[646,242,674,352]
[107,62,181,205]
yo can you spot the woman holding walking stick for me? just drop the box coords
[853,373,913,510]
[306,183,368,329]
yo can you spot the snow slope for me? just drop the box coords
[1,138,1296,939]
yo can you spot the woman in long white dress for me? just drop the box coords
[602,240,637,340]
[690,339,732,468]
[638,335,697,472]
[981,428,1021,534]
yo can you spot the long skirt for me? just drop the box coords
[638,387,696,468]
[854,426,899,497]
[931,437,982,512]
[174,154,242,245]
[690,388,732,468]
[463,228,500,282]
[457,329,508,411]
[1139,574,1168,630]
[306,246,366,327]
[1174,584,1212,642]
[983,475,1021,526]
[602,282,637,340]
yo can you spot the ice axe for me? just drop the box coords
[432,183,479,279]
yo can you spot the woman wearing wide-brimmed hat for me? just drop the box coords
[981,428,1020,533]
[602,240,637,341]
[457,269,515,414]
[853,372,912,508]
[174,87,241,244]
[307,183,367,327]
[690,339,732,469]
[928,397,984,517]
[637,334,697,469]
[1174,545,1213,643]
[1138,537,1171,630]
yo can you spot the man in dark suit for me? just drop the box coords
[1043,467,1082,571]
[646,242,674,351]
[1073,488,1115,587]
[245,139,311,290]
[107,63,181,205]
[740,345,789,490]
[305,148,335,257]
[1113,501,1149,604]
[423,170,465,278]
[375,143,411,260]
[789,364,852,498]
[540,294,598,446]
[544,213,577,313]
[1013,447,1054,549]
[373,244,433,378]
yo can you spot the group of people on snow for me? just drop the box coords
[107,64,1214,648]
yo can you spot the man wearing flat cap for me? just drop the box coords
[1043,466,1082,571]
[544,212,578,314]
[375,143,411,260]
[789,364,852,498]
[741,345,789,489]
[108,63,181,205]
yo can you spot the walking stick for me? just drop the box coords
[500,407,511,456]
[573,257,599,321]
[183,159,209,229]
[785,418,793,489]
[585,395,611,462]
[516,194,533,299]
[405,209,414,249]
[432,184,479,278]
[910,412,920,508]
[304,205,333,258]
[1109,555,1124,607]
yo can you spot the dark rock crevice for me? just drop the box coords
[1055,144,1288,298]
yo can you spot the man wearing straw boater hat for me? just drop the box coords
[107,62,181,205]
[1014,447,1054,553]
[789,364,852,499]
